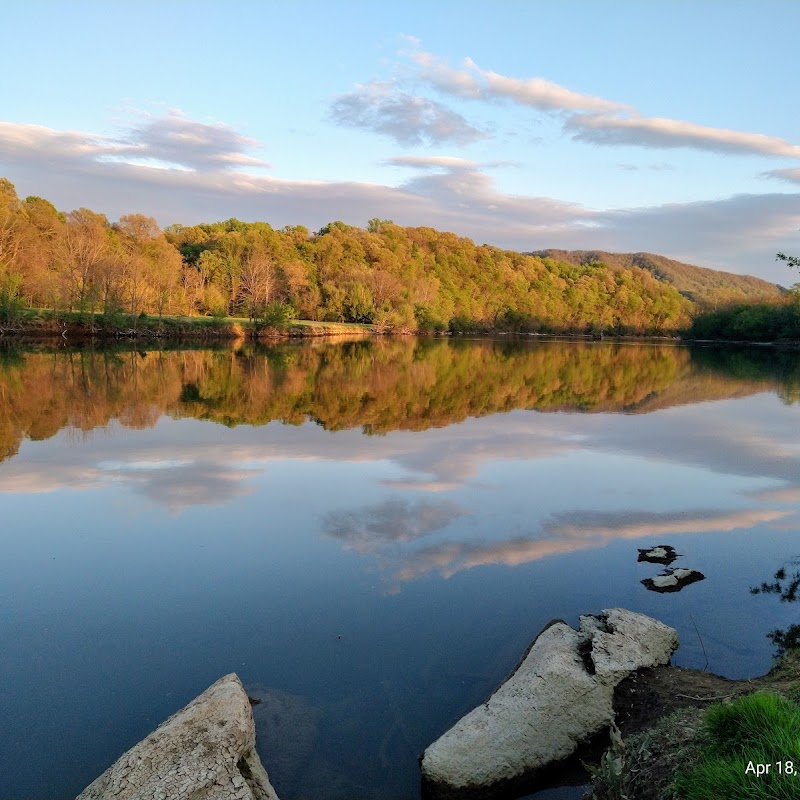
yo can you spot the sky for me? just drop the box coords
[1,0,799,282]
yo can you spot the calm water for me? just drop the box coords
[2,338,800,800]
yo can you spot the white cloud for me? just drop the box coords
[567,113,800,159]
[409,50,625,112]
[112,111,271,171]
[328,81,487,146]
[0,113,270,174]
[406,46,800,161]
[1,113,798,279]
[465,57,629,113]
[0,121,117,161]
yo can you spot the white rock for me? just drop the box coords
[646,568,705,592]
[76,674,279,800]
[420,608,678,793]
[652,573,679,587]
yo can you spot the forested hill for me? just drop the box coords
[0,177,782,335]
[531,249,782,307]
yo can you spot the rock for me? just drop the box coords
[76,674,279,800]
[248,685,321,792]
[420,608,678,797]
[642,568,705,593]
[637,545,679,565]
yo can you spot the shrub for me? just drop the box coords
[257,302,297,328]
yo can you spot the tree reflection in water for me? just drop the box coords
[751,558,800,657]
[1,338,795,465]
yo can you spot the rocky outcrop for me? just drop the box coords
[76,673,279,800]
[420,608,678,798]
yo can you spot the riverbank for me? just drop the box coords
[5,311,800,348]
[0,311,372,340]
[586,649,800,799]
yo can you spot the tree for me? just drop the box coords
[240,246,275,322]
[776,251,800,271]
[59,209,110,314]
[367,218,394,233]
[0,180,24,279]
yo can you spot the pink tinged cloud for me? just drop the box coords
[409,50,626,112]
[408,47,800,160]
[392,508,792,583]
[566,113,800,159]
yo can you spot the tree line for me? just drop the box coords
[0,179,695,334]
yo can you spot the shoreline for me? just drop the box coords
[2,313,800,347]
[583,649,800,799]
[0,314,373,341]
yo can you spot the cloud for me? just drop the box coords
[405,50,484,100]
[105,459,257,513]
[748,485,800,504]
[392,508,792,582]
[0,121,117,162]
[409,50,626,112]
[322,498,468,554]
[591,192,800,271]
[566,113,800,159]
[542,508,788,541]
[617,162,675,173]
[0,452,258,513]
[383,155,478,170]
[765,167,800,185]
[407,46,800,161]
[328,81,487,146]
[0,113,270,174]
[392,156,594,231]
[2,113,798,280]
[110,111,271,171]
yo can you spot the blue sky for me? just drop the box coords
[1,0,799,281]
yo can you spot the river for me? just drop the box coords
[1,338,799,799]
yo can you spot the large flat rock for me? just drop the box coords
[77,673,279,800]
[420,608,678,796]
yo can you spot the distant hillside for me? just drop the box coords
[531,249,782,307]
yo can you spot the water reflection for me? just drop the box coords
[324,498,470,553]
[1,338,795,465]
[752,557,800,657]
[383,509,792,585]
[2,339,800,800]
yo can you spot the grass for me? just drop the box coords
[288,319,371,331]
[673,692,800,799]
[1,308,374,338]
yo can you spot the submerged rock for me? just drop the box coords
[420,608,678,798]
[637,545,679,565]
[76,673,279,800]
[248,684,321,793]
[642,568,705,593]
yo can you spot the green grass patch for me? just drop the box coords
[3,307,375,339]
[673,692,800,799]
[288,319,372,331]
